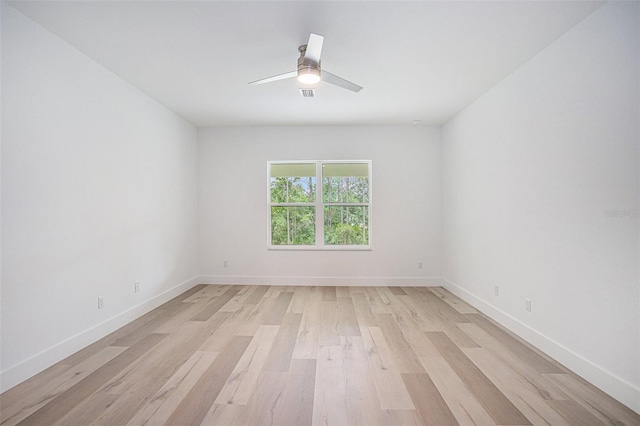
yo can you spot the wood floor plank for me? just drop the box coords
[164,335,253,426]
[262,313,303,372]
[362,326,416,410]
[234,290,286,336]
[375,313,426,373]
[190,287,241,321]
[62,307,166,365]
[272,359,316,426]
[341,336,390,426]
[287,286,310,313]
[2,366,74,426]
[200,403,244,426]
[351,292,378,326]
[124,350,218,426]
[265,285,288,298]
[336,286,351,298]
[402,372,458,425]
[383,409,425,425]
[176,284,221,303]
[243,284,270,304]
[407,290,480,348]
[52,393,119,426]
[312,344,350,426]
[374,287,396,310]
[261,291,294,325]
[337,296,362,336]
[418,355,496,426]
[363,326,399,371]
[0,346,126,426]
[88,314,231,425]
[399,287,444,331]
[319,301,341,346]
[364,287,391,313]
[419,289,472,325]
[219,285,253,312]
[427,331,532,426]
[467,313,564,374]
[215,324,280,405]
[105,314,229,397]
[199,304,256,351]
[17,333,167,426]
[60,291,191,366]
[544,399,606,426]
[322,286,337,302]
[389,286,408,296]
[152,292,224,334]
[463,346,570,425]
[458,322,569,401]
[292,287,323,359]
[235,371,289,426]
[386,297,443,359]
[429,287,478,314]
[545,373,640,426]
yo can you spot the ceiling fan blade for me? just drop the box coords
[249,71,297,85]
[304,33,324,63]
[322,70,363,92]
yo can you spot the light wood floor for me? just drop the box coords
[1,285,638,426]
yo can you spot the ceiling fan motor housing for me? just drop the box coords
[297,45,321,83]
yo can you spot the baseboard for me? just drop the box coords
[442,278,640,414]
[0,275,200,393]
[198,275,443,287]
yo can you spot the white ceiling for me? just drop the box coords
[8,1,604,127]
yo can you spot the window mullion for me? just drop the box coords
[316,161,323,248]
[323,203,369,207]
[271,203,314,207]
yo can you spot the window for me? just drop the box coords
[268,160,371,250]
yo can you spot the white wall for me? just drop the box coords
[442,1,639,411]
[1,3,199,391]
[198,126,442,286]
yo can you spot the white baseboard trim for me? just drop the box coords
[0,275,200,393]
[442,278,640,414]
[198,275,443,287]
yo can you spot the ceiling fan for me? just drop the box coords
[249,33,363,93]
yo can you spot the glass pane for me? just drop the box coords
[270,176,316,203]
[323,176,369,203]
[324,206,369,245]
[271,206,315,245]
[271,163,316,177]
[322,163,368,177]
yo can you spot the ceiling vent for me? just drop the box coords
[299,88,315,98]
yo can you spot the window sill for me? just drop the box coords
[268,245,372,251]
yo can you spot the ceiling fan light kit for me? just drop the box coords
[297,67,321,85]
[249,33,363,93]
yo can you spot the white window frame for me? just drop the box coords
[267,160,372,251]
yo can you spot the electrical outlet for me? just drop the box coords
[97,297,104,309]
[494,285,499,296]
[526,298,532,312]
[134,282,140,293]
[417,261,423,269]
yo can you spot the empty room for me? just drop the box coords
[1,1,638,425]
